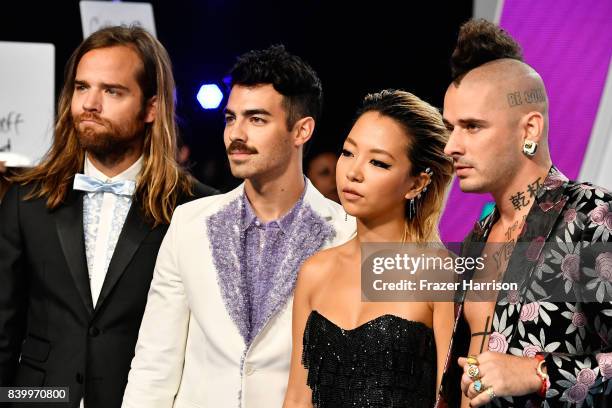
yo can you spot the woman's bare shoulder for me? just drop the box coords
[298,239,355,286]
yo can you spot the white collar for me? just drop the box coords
[84,154,143,183]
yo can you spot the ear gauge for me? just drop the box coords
[523,140,538,156]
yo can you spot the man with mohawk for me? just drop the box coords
[440,19,612,407]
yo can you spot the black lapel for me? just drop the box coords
[496,167,571,325]
[455,211,496,303]
[54,189,94,316]
[94,201,151,312]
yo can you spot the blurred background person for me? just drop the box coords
[305,151,339,203]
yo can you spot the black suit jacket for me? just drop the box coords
[0,180,217,407]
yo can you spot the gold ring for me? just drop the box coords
[485,387,496,399]
[467,355,479,366]
[467,364,480,379]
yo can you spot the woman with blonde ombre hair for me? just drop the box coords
[284,89,454,408]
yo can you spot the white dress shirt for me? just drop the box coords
[80,155,142,408]
[82,155,142,307]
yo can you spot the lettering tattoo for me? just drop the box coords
[504,214,528,241]
[493,241,515,270]
[507,87,546,107]
[507,91,523,107]
[509,177,542,211]
[492,215,527,273]
[510,191,530,211]
[527,177,542,199]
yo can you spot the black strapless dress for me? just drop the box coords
[301,310,437,408]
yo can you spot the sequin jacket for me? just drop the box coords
[122,179,356,408]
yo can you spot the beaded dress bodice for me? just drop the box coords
[301,310,437,408]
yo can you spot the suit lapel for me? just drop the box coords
[55,189,94,316]
[208,194,250,344]
[208,182,337,346]
[494,167,571,334]
[95,202,151,313]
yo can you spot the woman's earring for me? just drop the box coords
[523,140,538,156]
[345,212,347,221]
[409,198,415,220]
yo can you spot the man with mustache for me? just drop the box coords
[0,26,216,408]
[122,45,355,407]
[440,20,612,407]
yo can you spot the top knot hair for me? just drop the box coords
[450,19,523,82]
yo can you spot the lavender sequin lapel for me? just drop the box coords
[207,193,336,345]
[207,197,250,343]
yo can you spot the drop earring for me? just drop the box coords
[409,198,415,220]
[523,140,538,156]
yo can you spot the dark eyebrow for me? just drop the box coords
[74,80,130,93]
[442,118,453,128]
[223,108,272,117]
[101,82,130,92]
[243,109,272,117]
[370,148,395,160]
[457,118,489,127]
[345,138,394,160]
[346,137,357,146]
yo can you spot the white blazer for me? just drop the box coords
[122,180,355,408]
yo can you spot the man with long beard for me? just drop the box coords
[0,26,216,408]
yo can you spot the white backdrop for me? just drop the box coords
[80,1,156,38]
[0,41,55,167]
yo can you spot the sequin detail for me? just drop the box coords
[207,193,337,345]
[302,311,436,408]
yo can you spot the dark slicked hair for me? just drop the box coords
[451,19,523,83]
[229,44,323,130]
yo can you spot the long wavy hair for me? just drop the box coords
[357,90,453,243]
[13,26,192,225]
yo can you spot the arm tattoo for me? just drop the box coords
[471,315,493,353]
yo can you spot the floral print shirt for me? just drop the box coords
[443,166,612,407]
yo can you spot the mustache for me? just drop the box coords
[75,112,109,126]
[227,140,258,155]
[451,157,473,168]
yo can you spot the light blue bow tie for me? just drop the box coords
[73,173,136,196]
